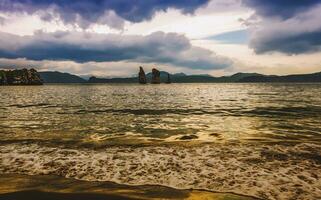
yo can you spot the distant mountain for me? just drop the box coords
[172,75,218,83]
[88,72,264,83]
[173,72,187,77]
[52,70,321,84]
[7,68,321,85]
[169,72,262,83]
[39,71,86,83]
[79,75,93,80]
[88,72,214,83]
[227,72,262,81]
[238,72,321,82]
[88,76,137,83]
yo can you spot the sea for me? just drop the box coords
[0,83,320,200]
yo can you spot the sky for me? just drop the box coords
[0,0,321,77]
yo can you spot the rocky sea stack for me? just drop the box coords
[138,66,147,84]
[0,68,43,85]
[151,68,160,84]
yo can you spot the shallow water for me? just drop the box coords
[0,174,257,200]
[0,83,321,199]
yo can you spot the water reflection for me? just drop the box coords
[1,83,321,199]
[0,83,321,146]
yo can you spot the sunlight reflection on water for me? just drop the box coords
[0,83,320,145]
[1,83,321,200]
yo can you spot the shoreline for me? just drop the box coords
[0,174,259,200]
[1,142,320,200]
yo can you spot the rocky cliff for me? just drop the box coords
[151,68,160,84]
[138,66,147,84]
[0,68,43,85]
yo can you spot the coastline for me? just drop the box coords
[0,174,258,200]
[1,83,320,200]
[1,142,320,200]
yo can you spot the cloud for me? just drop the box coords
[0,0,209,29]
[0,16,5,25]
[242,0,320,19]
[242,0,321,54]
[206,29,249,44]
[200,0,245,14]
[0,31,232,70]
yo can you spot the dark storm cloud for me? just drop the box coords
[252,29,321,54]
[0,31,232,69]
[0,0,209,28]
[242,0,321,54]
[242,0,320,19]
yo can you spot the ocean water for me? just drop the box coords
[0,83,320,200]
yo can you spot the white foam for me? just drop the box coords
[0,143,320,200]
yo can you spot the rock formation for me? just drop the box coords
[138,66,147,84]
[151,68,160,84]
[0,68,43,85]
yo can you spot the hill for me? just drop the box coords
[40,70,321,84]
[88,76,137,83]
[39,71,86,83]
[87,72,261,83]
[239,72,321,82]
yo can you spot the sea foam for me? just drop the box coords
[0,143,320,200]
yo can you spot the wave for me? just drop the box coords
[5,102,321,118]
[0,143,320,200]
[55,106,321,118]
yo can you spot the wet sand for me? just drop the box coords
[0,190,137,200]
[0,174,258,200]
